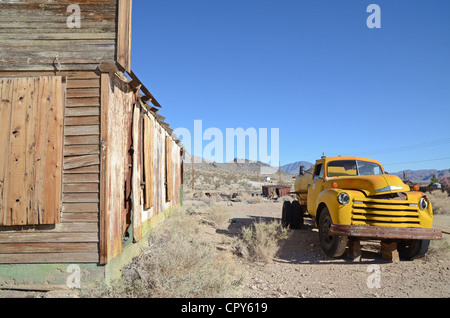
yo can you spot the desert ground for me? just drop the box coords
[3,161,449,299]
[217,200,450,298]
[174,162,450,298]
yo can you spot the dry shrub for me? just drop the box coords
[83,207,243,298]
[203,205,231,229]
[426,190,450,215]
[245,196,263,204]
[79,271,148,298]
[183,199,208,215]
[428,235,450,257]
[233,220,289,263]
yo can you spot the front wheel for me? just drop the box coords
[398,239,430,260]
[318,206,347,258]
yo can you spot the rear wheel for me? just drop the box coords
[281,201,292,228]
[290,201,304,230]
[318,206,347,258]
[398,239,430,260]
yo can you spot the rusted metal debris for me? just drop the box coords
[262,185,291,199]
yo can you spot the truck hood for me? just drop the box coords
[330,174,410,196]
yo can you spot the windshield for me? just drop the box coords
[327,160,383,177]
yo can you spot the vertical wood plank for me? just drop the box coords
[143,115,154,209]
[7,78,28,225]
[34,76,50,224]
[0,78,14,225]
[42,76,64,224]
[166,135,173,202]
[25,77,39,225]
[117,0,133,72]
[99,72,109,265]
[21,76,64,226]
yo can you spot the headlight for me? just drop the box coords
[338,192,350,205]
[419,198,428,211]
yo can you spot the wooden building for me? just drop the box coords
[0,0,183,285]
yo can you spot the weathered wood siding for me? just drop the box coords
[0,0,180,266]
[0,71,101,264]
[100,73,134,262]
[101,76,183,261]
[0,0,118,71]
[0,76,64,227]
[132,102,183,243]
[0,70,182,264]
[62,71,101,263]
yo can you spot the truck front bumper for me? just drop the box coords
[330,224,442,240]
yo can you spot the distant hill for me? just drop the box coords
[183,154,279,174]
[183,153,213,164]
[279,159,449,184]
[183,154,449,184]
[280,161,314,175]
[392,169,450,184]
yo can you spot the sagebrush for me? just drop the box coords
[81,207,244,298]
[426,190,450,215]
[233,220,289,263]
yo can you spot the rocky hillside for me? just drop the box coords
[392,169,450,184]
[183,154,279,174]
[280,161,313,175]
[279,159,449,184]
[183,154,449,185]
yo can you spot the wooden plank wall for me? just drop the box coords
[0,77,64,227]
[101,73,134,263]
[132,105,183,242]
[100,72,183,262]
[0,70,183,264]
[0,0,144,264]
[0,71,101,264]
[62,71,101,258]
[0,0,117,72]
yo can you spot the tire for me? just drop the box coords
[281,201,292,228]
[290,201,304,230]
[398,239,430,260]
[318,206,348,258]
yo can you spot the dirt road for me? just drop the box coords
[224,201,450,298]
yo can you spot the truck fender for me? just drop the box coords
[316,189,359,226]
[315,189,341,225]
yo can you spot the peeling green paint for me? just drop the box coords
[0,264,103,288]
[105,205,177,282]
[0,206,180,290]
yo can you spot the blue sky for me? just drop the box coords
[131,0,450,172]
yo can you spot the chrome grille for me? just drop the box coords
[352,198,421,228]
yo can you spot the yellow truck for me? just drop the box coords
[282,156,442,260]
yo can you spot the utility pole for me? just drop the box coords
[279,161,282,184]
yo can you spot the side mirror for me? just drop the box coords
[299,166,305,176]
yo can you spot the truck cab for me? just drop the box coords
[283,156,442,259]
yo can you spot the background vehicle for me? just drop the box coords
[282,156,442,260]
